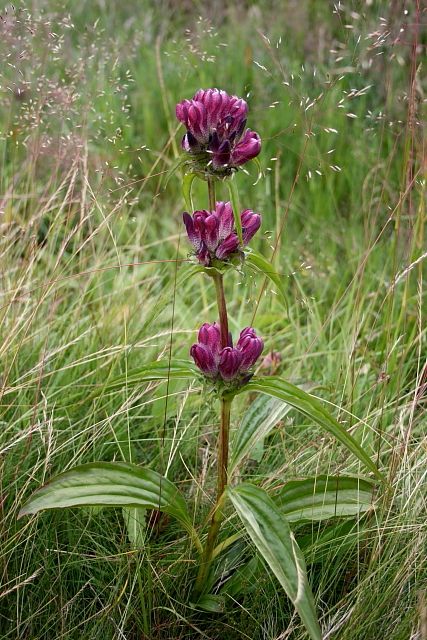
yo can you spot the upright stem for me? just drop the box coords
[213,272,229,349]
[194,397,231,596]
[194,177,233,598]
[207,175,216,211]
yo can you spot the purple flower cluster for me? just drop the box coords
[191,322,264,383]
[183,201,261,266]
[176,88,261,173]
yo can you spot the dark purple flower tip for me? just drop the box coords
[190,344,218,377]
[218,347,243,381]
[240,209,262,244]
[237,327,264,371]
[212,139,232,168]
[198,322,221,356]
[182,131,201,152]
[230,129,262,166]
[216,233,239,260]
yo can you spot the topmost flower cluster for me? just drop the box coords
[176,88,261,175]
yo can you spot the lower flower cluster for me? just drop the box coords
[183,201,261,266]
[191,322,263,384]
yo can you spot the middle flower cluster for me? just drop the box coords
[183,201,261,266]
[191,323,264,383]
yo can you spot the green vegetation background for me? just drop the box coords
[0,1,425,639]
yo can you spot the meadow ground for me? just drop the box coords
[0,1,426,639]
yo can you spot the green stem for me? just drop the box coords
[193,176,233,598]
[212,272,229,349]
[207,175,216,211]
[194,398,231,596]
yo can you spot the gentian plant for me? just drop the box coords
[19,88,383,640]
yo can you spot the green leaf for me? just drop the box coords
[194,594,225,613]
[230,376,383,480]
[182,172,196,210]
[83,359,198,403]
[122,506,146,547]
[227,178,243,245]
[245,249,289,311]
[274,475,375,522]
[19,462,202,553]
[221,555,263,597]
[230,394,293,474]
[228,483,322,640]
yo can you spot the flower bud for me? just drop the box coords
[198,322,221,354]
[218,347,243,381]
[230,129,261,166]
[241,209,262,244]
[237,327,264,371]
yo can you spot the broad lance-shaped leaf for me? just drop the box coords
[274,475,375,522]
[230,376,383,480]
[245,249,289,312]
[228,483,322,640]
[19,462,202,554]
[230,394,293,474]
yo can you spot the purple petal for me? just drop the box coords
[183,212,202,251]
[175,100,191,125]
[240,209,261,245]
[218,347,243,381]
[237,327,264,370]
[203,215,219,251]
[230,129,261,166]
[215,233,239,260]
[187,102,209,143]
[193,210,208,238]
[238,327,257,342]
[190,344,218,377]
[216,201,234,240]
[198,322,221,357]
